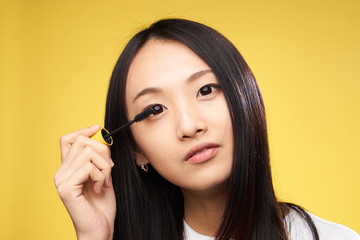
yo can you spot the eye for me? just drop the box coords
[148,104,167,115]
[197,84,220,97]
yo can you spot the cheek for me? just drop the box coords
[133,127,183,181]
[205,98,233,138]
[131,122,175,161]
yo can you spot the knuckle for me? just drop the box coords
[102,164,111,175]
[99,173,105,181]
[59,135,68,145]
[55,183,68,198]
[105,146,111,158]
[53,170,62,188]
[83,145,94,156]
[96,143,111,159]
[85,161,94,171]
[74,135,87,145]
[53,175,59,187]
[101,144,110,153]
[106,159,113,169]
[105,160,111,169]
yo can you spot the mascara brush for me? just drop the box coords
[101,107,154,146]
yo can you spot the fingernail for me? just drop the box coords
[91,125,100,130]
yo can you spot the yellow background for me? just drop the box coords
[1,0,359,239]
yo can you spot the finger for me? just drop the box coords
[55,145,112,188]
[56,161,101,199]
[88,148,113,188]
[68,162,106,196]
[89,163,106,194]
[60,125,101,162]
[63,135,111,166]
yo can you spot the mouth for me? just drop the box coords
[185,143,220,163]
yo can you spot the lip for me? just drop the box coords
[184,142,220,163]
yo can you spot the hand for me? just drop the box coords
[54,125,116,240]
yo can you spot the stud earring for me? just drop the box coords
[141,161,149,172]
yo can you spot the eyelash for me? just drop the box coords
[197,84,221,97]
[143,84,221,116]
[146,104,167,115]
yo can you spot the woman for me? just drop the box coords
[54,19,360,240]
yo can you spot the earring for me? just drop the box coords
[140,161,149,172]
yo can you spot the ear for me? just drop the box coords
[134,150,150,167]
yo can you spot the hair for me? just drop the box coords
[105,18,319,240]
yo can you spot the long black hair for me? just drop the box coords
[105,18,319,240]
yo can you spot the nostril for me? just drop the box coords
[181,129,203,139]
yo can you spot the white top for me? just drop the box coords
[184,210,360,240]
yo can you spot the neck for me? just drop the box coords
[182,183,228,237]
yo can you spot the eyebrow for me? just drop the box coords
[132,69,213,103]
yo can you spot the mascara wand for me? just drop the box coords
[101,107,154,146]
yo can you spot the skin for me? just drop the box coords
[126,39,234,236]
[55,39,234,239]
[54,125,115,240]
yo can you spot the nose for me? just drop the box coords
[175,104,207,140]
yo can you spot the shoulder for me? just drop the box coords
[286,210,360,240]
[309,212,360,240]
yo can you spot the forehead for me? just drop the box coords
[126,39,210,92]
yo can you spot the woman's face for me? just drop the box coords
[125,39,233,192]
